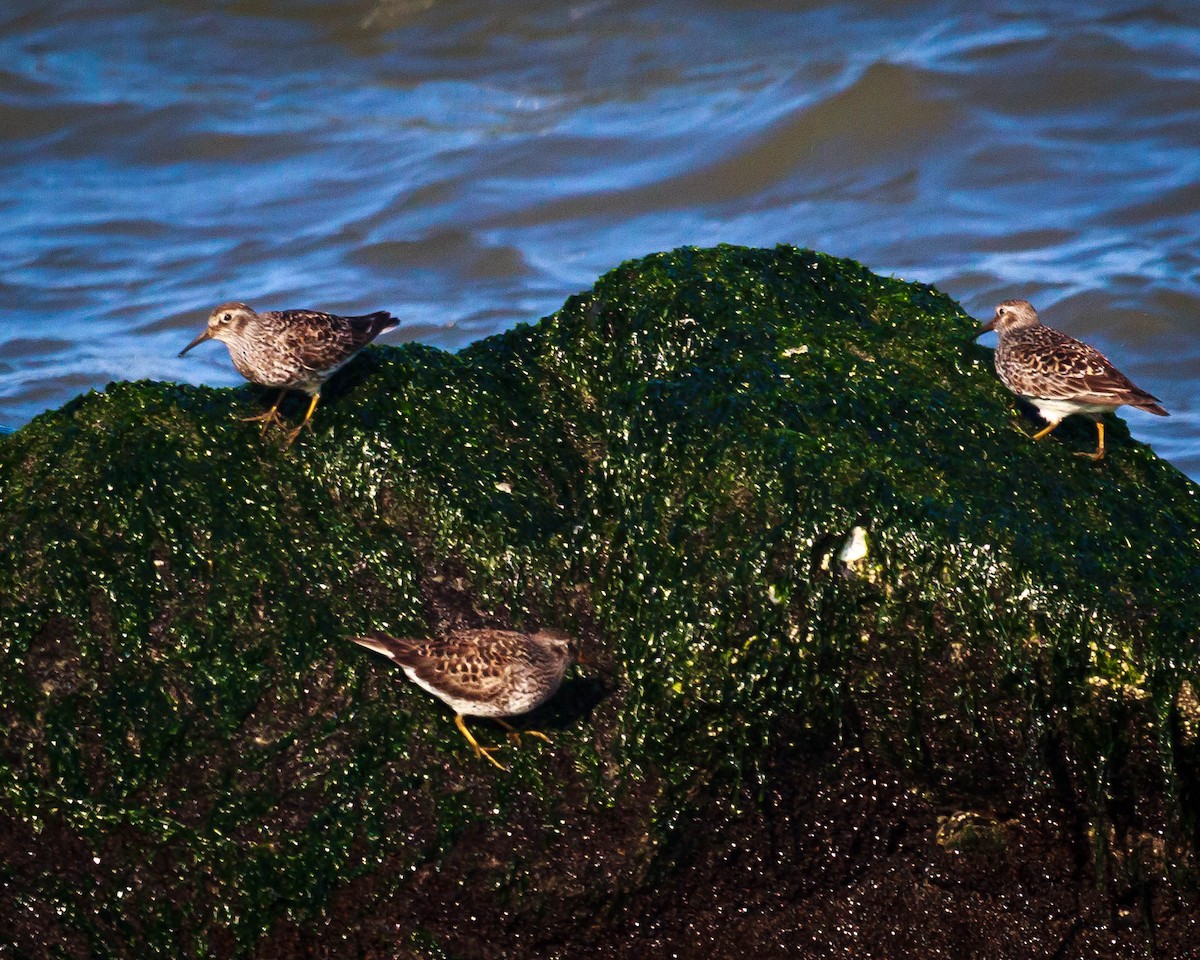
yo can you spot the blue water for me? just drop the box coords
[1,1,1197,473]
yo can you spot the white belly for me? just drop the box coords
[402,666,556,718]
[1028,396,1114,422]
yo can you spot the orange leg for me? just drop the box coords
[1075,420,1105,461]
[454,714,506,771]
[282,393,321,449]
[240,388,288,432]
[1031,420,1062,441]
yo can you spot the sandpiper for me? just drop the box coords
[350,628,578,771]
[979,299,1168,460]
[179,302,398,447]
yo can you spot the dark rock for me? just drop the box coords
[1,245,1198,958]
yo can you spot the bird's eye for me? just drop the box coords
[222,313,232,323]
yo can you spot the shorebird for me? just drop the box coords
[179,302,398,447]
[979,299,1168,460]
[350,628,578,771]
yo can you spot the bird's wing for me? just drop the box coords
[270,310,365,372]
[407,637,513,705]
[1069,373,1163,408]
[1009,329,1155,405]
[353,632,513,706]
[274,309,340,326]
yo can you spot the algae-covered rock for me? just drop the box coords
[2,245,1198,958]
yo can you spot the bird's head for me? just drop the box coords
[179,302,257,356]
[534,629,585,668]
[978,299,1040,336]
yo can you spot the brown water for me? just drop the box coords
[1,0,1198,474]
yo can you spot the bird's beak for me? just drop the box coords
[179,327,213,357]
[977,317,996,336]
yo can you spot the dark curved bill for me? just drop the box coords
[977,318,996,335]
[179,328,213,357]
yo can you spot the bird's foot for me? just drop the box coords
[496,718,552,747]
[280,421,309,449]
[456,714,507,771]
[505,729,552,747]
[473,743,508,771]
[1075,450,1105,461]
[240,408,286,433]
[241,390,289,432]
[240,409,277,422]
[280,394,321,449]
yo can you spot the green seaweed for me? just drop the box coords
[1,244,1198,956]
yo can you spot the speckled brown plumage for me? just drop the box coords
[180,301,398,445]
[979,299,1167,459]
[350,628,577,770]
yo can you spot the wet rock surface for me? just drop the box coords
[1,245,1197,958]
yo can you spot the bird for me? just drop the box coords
[179,301,398,447]
[350,628,578,771]
[979,299,1168,460]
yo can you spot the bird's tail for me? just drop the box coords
[344,312,400,348]
[349,633,403,660]
[1131,396,1169,417]
[359,311,400,338]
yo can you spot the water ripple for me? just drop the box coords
[1,0,1198,475]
